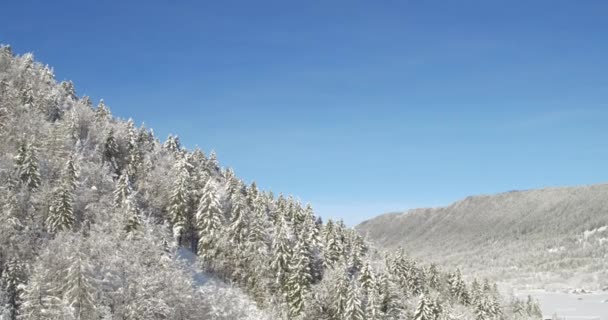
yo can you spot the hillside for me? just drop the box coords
[357,184,608,290]
[0,45,543,319]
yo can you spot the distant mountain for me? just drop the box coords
[357,184,608,290]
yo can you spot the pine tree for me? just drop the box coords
[511,298,525,317]
[64,154,79,191]
[286,242,312,318]
[190,152,209,200]
[359,263,380,320]
[46,154,83,234]
[113,172,132,207]
[248,196,269,249]
[429,297,443,320]
[482,278,493,294]
[426,263,440,290]
[348,232,366,272]
[303,205,321,248]
[413,294,435,320]
[47,183,74,233]
[196,180,223,266]
[343,281,364,320]
[163,134,181,153]
[123,194,141,234]
[474,299,491,320]
[270,216,291,287]
[95,99,111,120]
[526,295,541,318]
[227,192,248,246]
[359,262,375,292]
[18,267,54,320]
[246,181,259,209]
[378,273,404,319]
[1,258,25,320]
[169,157,192,245]
[60,80,77,100]
[14,142,41,190]
[207,150,219,171]
[335,271,349,318]
[448,269,469,305]
[223,167,239,199]
[81,95,93,110]
[125,119,142,178]
[302,212,322,282]
[63,248,97,319]
[102,128,119,172]
[323,219,342,269]
[487,297,501,318]
[470,278,482,305]
[364,282,381,320]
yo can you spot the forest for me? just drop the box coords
[357,186,608,290]
[0,45,542,319]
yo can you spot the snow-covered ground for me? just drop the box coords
[176,248,272,320]
[516,290,608,320]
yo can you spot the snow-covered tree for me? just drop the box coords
[525,295,541,319]
[45,156,80,234]
[413,294,435,320]
[426,263,440,290]
[0,258,25,320]
[248,196,269,249]
[196,180,223,266]
[323,219,342,269]
[207,150,219,171]
[169,157,193,246]
[46,183,74,233]
[227,192,248,246]
[359,262,381,319]
[102,128,119,172]
[123,194,142,234]
[448,270,470,306]
[163,134,181,153]
[63,246,97,319]
[113,172,132,207]
[14,142,40,190]
[378,273,404,319]
[81,95,93,110]
[125,119,142,178]
[95,99,111,120]
[270,216,291,287]
[285,242,311,318]
[18,263,63,320]
[343,280,364,320]
[63,154,79,191]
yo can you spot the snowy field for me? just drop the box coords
[517,290,608,320]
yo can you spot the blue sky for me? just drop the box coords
[2,1,608,225]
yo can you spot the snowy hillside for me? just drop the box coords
[0,45,542,319]
[357,185,608,290]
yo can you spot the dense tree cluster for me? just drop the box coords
[0,46,542,319]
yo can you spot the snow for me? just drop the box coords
[548,246,565,253]
[175,248,271,320]
[517,290,608,320]
[583,226,608,240]
[176,248,211,286]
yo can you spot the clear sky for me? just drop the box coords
[2,1,608,225]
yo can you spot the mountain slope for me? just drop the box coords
[0,45,541,319]
[357,184,608,289]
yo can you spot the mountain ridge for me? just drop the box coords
[357,182,608,289]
